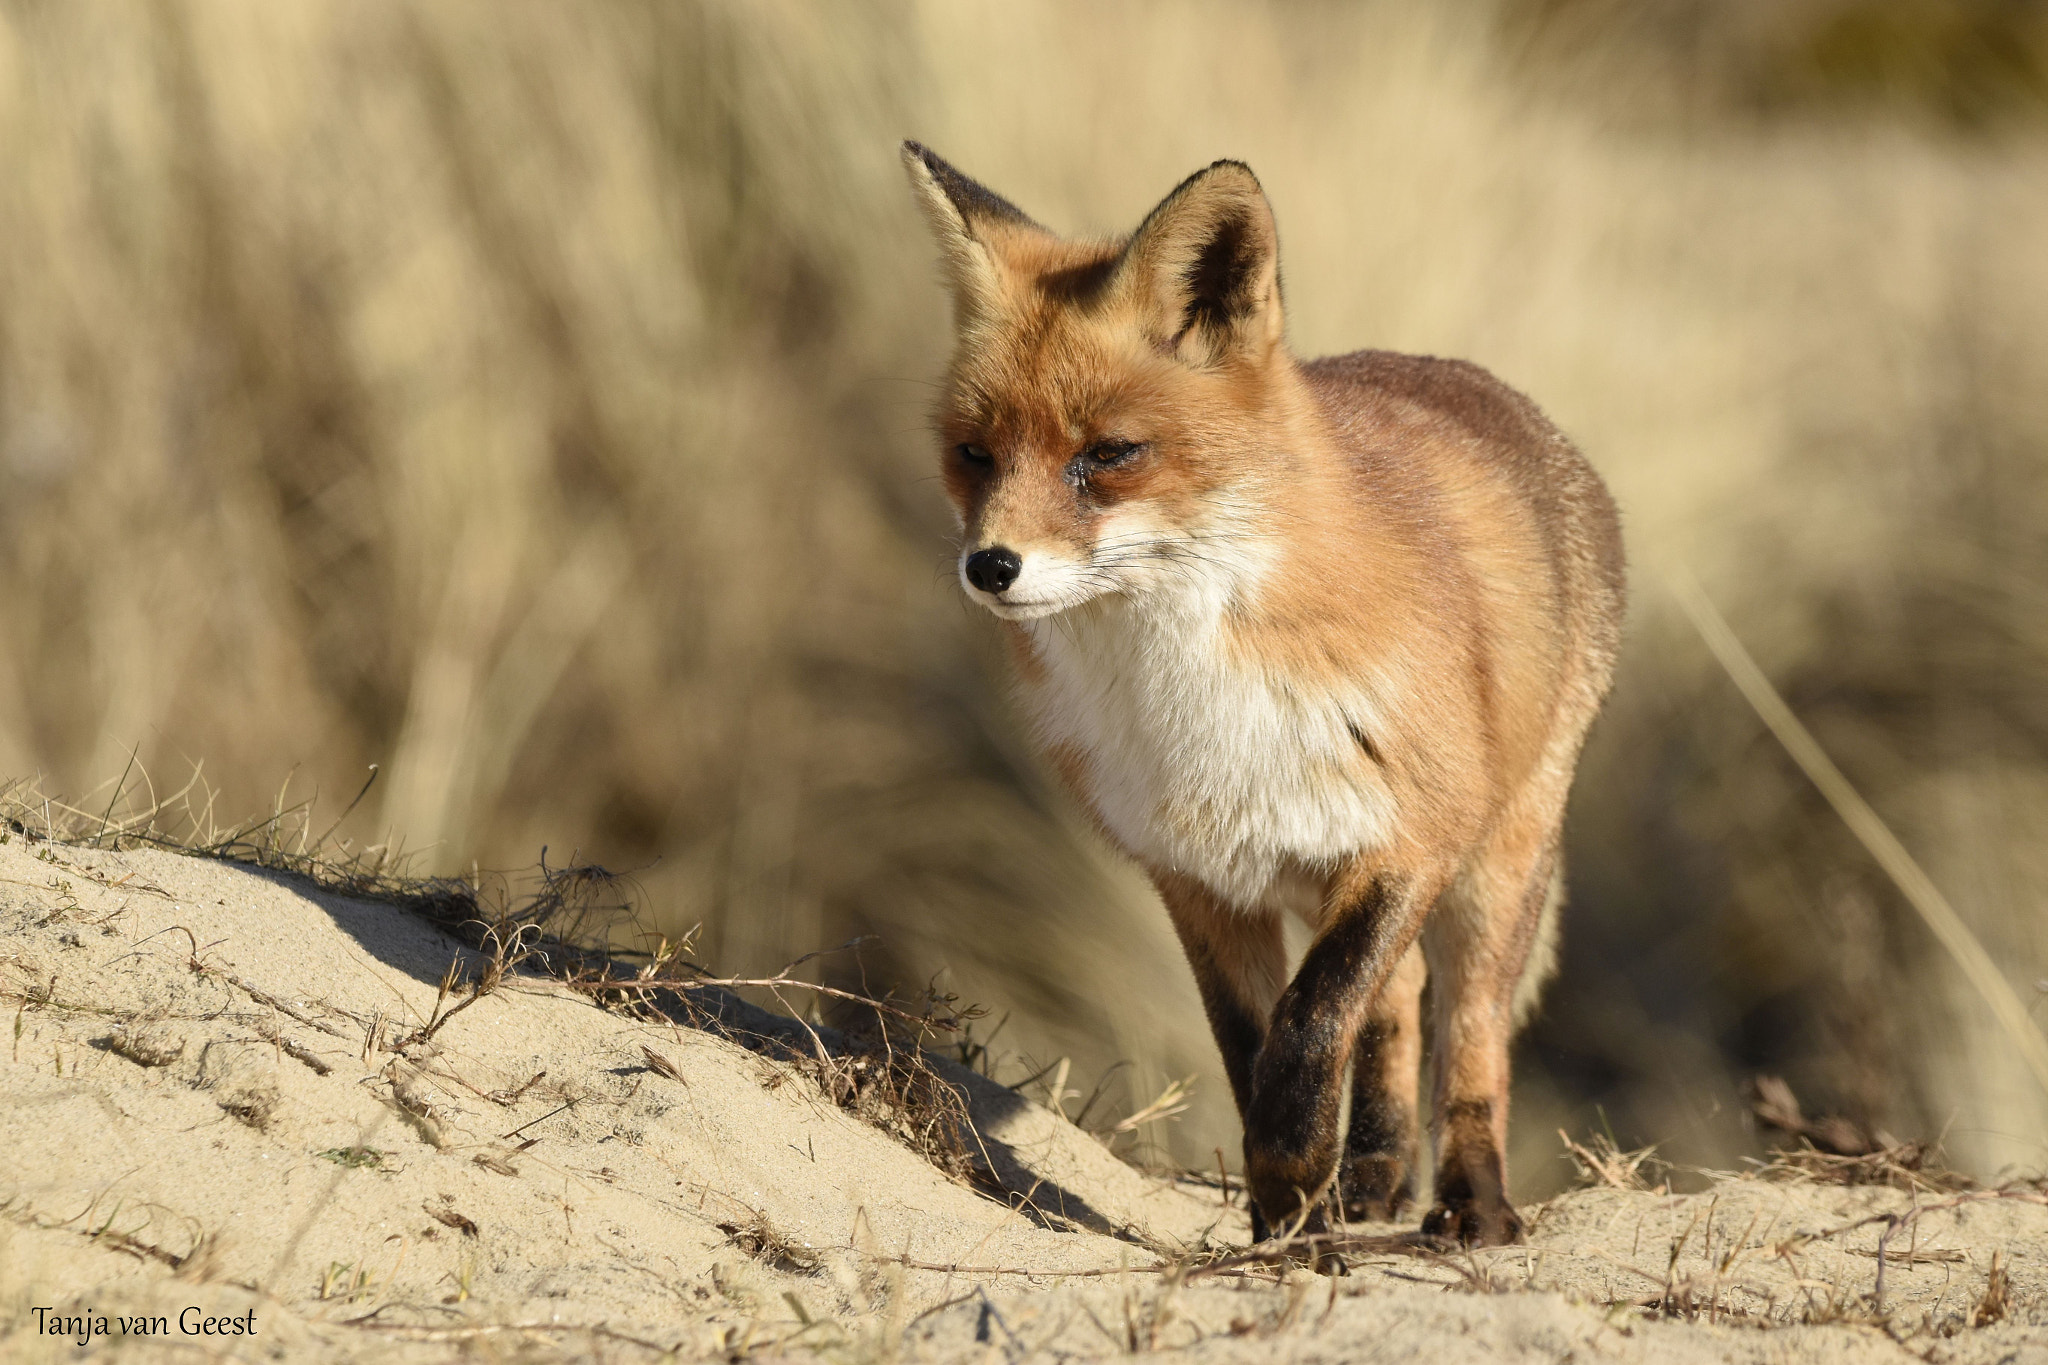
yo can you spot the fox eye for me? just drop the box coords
[1086,439,1143,466]
[956,443,993,467]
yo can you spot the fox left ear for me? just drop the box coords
[901,141,1042,329]
[1119,161,1282,366]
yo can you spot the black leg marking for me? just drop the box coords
[1195,970,1265,1121]
[1243,879,1405,1234]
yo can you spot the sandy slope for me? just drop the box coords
[1,836,2044,1363]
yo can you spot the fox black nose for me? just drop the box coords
[965,547,1022,594]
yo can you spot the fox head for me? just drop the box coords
[903,143,1295,621]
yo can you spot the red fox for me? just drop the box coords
[902,143,1625,1250]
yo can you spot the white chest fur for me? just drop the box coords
[1020,593,1394,912]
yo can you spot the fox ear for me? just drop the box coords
[1120,161,1282,365]
[901,142,1040,326]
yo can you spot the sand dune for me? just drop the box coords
[2,835,2043,1362]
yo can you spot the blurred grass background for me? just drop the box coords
[4,0,2047,1194]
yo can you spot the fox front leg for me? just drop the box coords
[1243,874,1433,1246]
[1153,874,1288,1240]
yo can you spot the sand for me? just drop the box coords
[2,832,2044,1362]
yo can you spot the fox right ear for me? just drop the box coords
[1119,160,1283,367]
[901,142,1037,325]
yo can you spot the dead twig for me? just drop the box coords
[254,1018,334,1075]
[210,971,349,1040]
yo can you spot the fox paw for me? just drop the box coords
[1421,1197,1525,1248]
[1340,1154,1414,1223]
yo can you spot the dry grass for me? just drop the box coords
[2,0,2048,1186]
[1751,1145,1976,1195]
[0,772,997,1191]
[1561,1128,1666,1192]
[1747,1073,1978,1192]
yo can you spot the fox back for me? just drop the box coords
[904,143,1624,1254]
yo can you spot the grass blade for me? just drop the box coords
[1668,567,2048,1101]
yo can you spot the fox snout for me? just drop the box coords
[963,546,1021,595]
[957,511,1203,618]
[957,542,1087,619]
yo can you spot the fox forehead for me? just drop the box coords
[943,364,1178,461]
[942,307,1181,451]
[937,233,1188,428]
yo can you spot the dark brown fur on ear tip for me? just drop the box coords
[902,140,1039,230]
[1131,159,1269,244]
[1170,158,1264,201]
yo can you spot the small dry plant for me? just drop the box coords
[107,1021,185,1068]
[1972,1251,2011,1328]
[1018,1055,1197,1157]
[1092,1074,1196,1144]
[1560,1127,1663,1191]
[716,1212,822,1274]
